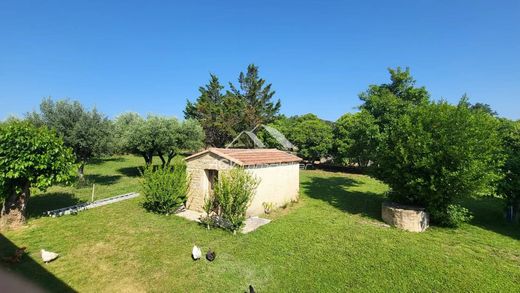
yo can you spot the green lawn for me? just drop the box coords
[1,155,519,292]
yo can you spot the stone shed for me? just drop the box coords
[185,148,302,216]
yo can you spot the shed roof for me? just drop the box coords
[185,148,302,166]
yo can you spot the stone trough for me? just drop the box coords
[381,202,429,232]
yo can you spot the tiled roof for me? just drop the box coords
[185,148,302,166]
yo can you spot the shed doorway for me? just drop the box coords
[205,169,218,196]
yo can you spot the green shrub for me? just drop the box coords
[430,204,474,227]
[207,168,259,233]
[378,99,504,226]
[140,157,189,214]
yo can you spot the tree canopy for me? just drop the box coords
[115,113,204,166]
[374,97,503,226]
[359,67,430,127]
[334,110,380,167]
[270,114,334,162]
[185,64,281,147]
[26,98,113,180]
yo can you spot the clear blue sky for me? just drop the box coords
[1,0,519,121]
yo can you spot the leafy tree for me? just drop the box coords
[271,114,334,162]
[229,64,281,130]
[470,102,498,116]
[185,65,281,147]
[334,110,380,167]
[115,114,204,166]
[26,98,113,181]
[159,119,205,166]
[359,67,429,127]
[498,119,520,222]
[375,99,504,226]
[0,121,75,228]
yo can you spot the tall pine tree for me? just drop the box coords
[229,64,281,131]
[185,65,281,147]
[185,74,241,147]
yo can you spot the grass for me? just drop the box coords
[1,156,519,292]
[27,155,143,217]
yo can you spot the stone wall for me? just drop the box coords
[381,202,429,232]
[185,153,233,212]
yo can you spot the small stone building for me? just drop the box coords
[185,148,302,216]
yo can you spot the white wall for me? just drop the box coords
[246,163,300,216]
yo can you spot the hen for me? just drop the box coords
[41,249,59,263]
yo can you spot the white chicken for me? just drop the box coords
[40,249,59,263]
[192,245,202,260]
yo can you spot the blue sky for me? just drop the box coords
[1,0,519,121]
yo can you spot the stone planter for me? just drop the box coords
[381,202,429,232]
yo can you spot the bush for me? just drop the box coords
[378,99,504,226]
[205,168,259,233]
[430,204,474,227]
[140,157,189,214]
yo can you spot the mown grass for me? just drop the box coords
[1,156,519,292]
[27,155,144,217]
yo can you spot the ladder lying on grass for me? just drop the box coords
[44,192,140,217]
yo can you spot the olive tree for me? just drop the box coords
[115,113,204,166]
[26,98,113,181]
[0,121,75,229]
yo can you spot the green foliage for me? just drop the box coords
[185,74,237,147]
[270,114,334,161]
[498,119,520,220]
[115,113,204,165]
[356,68,505,226]
[334,110,380,167]
[229,64,281,130]
[185,65,281,147]
[140,157,189,214]
[430,204,474,227]
[26,98,114,179]
[0,120,75,201]
[359,67,429,127]
[377,99,504,225]
[208,168,259,232]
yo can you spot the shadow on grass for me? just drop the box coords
[84,174,122,185]
[117,166,142,178]
[463,196,520,240]
[88,157,125,165]
[27,193,84,218]
[0,234,74,292]
[301,175,385,221]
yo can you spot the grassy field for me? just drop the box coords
[1,155,519,292]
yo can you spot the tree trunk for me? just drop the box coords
[78,163,85,182]
[158,151,166,167]
[166,150,176,166]
[0,182,30,230]
[142,152,153,166]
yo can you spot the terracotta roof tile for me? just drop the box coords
[185,148,302,166]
